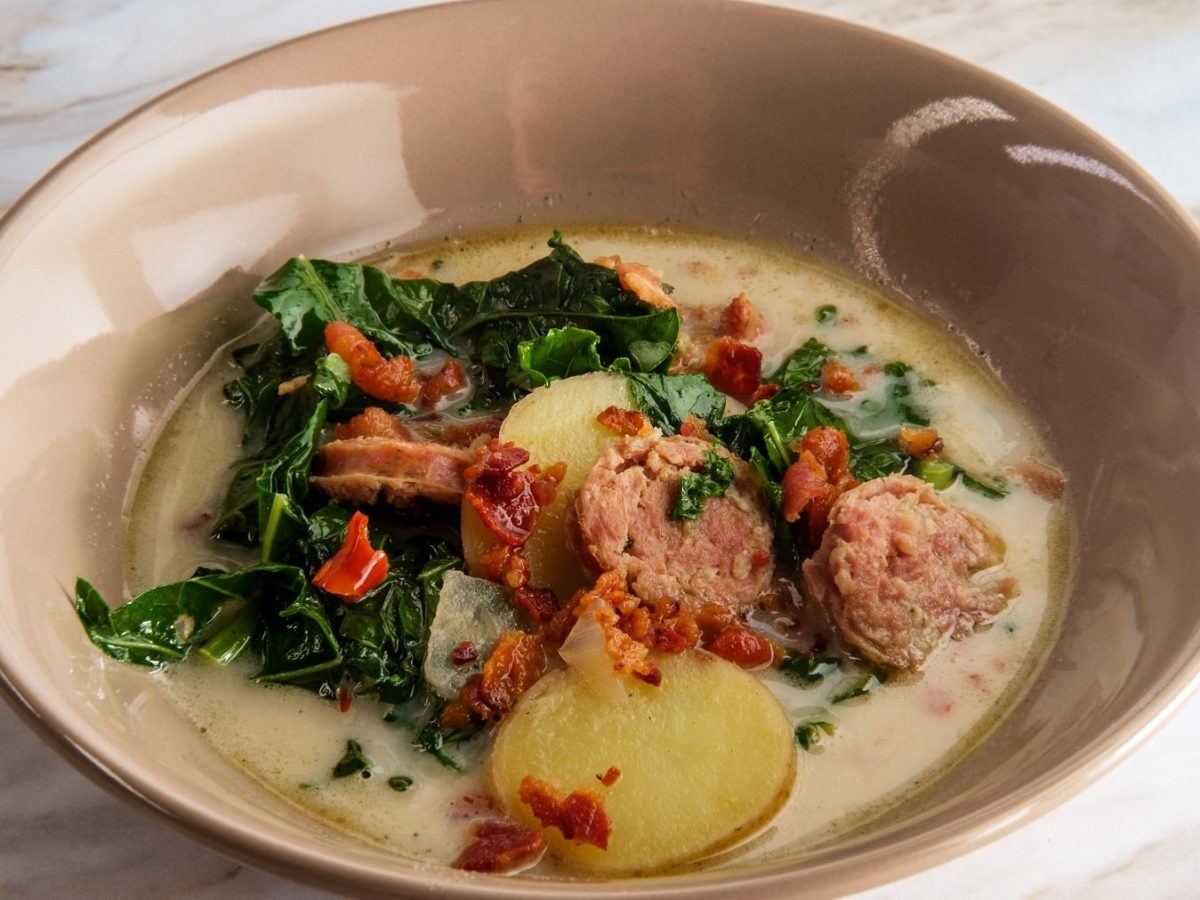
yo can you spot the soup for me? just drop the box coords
[83,227,1066,877]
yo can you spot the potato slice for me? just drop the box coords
[489,651,796,874]
[462,372,632,599]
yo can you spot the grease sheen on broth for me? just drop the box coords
[127,227,1066,873]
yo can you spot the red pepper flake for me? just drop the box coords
[418,358,468,408]
[705,624,776,669]
[451,641,479,665]
[720,292,764,341]
[457,819,545,872]
[597,767,621,787]
[518,776,612,850]
[464,439,564,546]
[311,511,389,601]
[701,335,763,401]
[337,683,353,713]
[324,321,419,404]
[596,405,651,437]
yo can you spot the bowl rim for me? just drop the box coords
[3,0,1200,896]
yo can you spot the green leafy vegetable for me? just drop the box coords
[672,448,735,521]
[771,337,833,388]
[779,654,840,686]
[831,670,888,704]
[514,326,604,388]
[388,775,414,792]
[626,372,726,435]
[794,720,836,751]
[816,305,838,324]
[332,739,372,778]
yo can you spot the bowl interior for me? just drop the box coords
[3,1,1200,895]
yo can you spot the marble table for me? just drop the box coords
[2,1,1198,896]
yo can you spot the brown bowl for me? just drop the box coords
[2,1,1199,895]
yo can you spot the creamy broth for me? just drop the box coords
[128,227,1066,874]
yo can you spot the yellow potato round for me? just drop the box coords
[489,652,797,874]
[462,372,632,600]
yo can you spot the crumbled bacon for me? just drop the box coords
[821,359,860,396]
[597,767,621,787]
[451,631,546,723]
[594,255,675,308]
[897,425,942,457]
[451,641,479,665]
[705,624,776,669]
[518,776,612,850]
[324,321,420,403]
[596,406,651,437]
[781,426,860,543]
[457,820,545,872]
[720,292,763,341]
[702,336,763,401]
[332,406,413,441]
[464,440,564,546]
[678,413,712,440]
[750,382,780,404]
[694,602,737,641]
[512,586,559,623]
[277,374,310,396]
[418,358,468,408]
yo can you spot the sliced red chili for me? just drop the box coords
[311,511,389,601]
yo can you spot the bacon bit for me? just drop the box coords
[324,321,420,404]
[464,439,564,546]
[781,426,860,543]
[897,425,942,457]
[678,413,712,440]
[277,374,310,396]
[337,683,353,713]
[720,292,764,341]
[597,767,621,787]
[702,336,763,401]
[705,624,776,669]
[457,820,545,872]
[451,641,479,665]
[588,599,662,686]
[596,405,651,437]
[821,359,860,396]
[311,511,389,601]
[594,255,675,308]
[518,776,612,850]
[512,585,559,623]
[1007,456,1067,500]
[332,406,413,441]
[694,602,737,641]
[455,631,546,721]
[750,382,780,404]
[418,359,468,408]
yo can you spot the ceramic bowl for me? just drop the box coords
[2,1,1200,896]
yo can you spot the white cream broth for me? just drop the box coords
[128,226,1066,873]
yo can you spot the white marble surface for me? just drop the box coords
[2,1,1199,897]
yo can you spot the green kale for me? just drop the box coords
[672,448,736,521]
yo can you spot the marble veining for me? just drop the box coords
[2,1,1199,897]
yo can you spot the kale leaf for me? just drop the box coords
[672,448,735,521]
[626,372,726,434]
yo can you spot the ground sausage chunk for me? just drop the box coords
[311,437,472,506]
[802,474,1015,672]
[574,433,774,611]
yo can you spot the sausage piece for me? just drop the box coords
[802,474,1015,672]
[574,433,774,611]
[311,437,472,506]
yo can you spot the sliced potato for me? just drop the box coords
[462,372,632,599]
[489,651,796,874]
